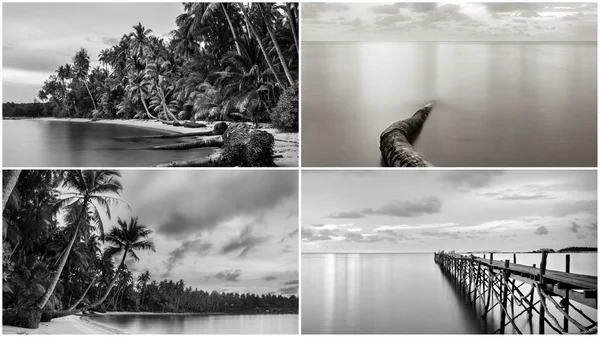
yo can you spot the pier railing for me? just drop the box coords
[434,251,597,334]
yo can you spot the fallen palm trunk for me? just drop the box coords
[157,123,275,167]
[118,122,227,140]
[379,102,435,167]
[152,137,224,150]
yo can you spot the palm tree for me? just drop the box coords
[258,3,294,86]
[130,23,153,60]
[2,170,21,213]
[84,217,155,309]
[125,69,159,120]
[239,3,285,89]
[137,270,151,309]
[72,48,98,112]
[35,170,125,310]
[200,3,243,56]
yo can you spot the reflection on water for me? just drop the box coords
[301,253,597,334]
[88,314,298,334]
[3,120,214,167]
[302,42,597,167]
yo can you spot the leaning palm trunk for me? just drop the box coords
[284,3,298,54]
[240,4,285,89]
[2,170,21,240]
[79,251,127,311]
[156,87,180,122]
[36,201,87,310]
[140,94,159,121]
[259,4,294,86]
[66,275,97,311]
[379,102,435,167]
[82,81,98,111]
[221,3,242,56]
[2,170,20,212]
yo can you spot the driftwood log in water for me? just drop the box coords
[117,122,227,140]
[157,123,275,167]
[379,102,435,167]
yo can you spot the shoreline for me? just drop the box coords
[2,314,121,335]
[4,117,299,167]
[3,311,299,335]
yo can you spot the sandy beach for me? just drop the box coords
[30,118,299,167]
[2,314,121,335]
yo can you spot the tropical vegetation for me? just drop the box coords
[2,170,297,329]
[5,3,299,132]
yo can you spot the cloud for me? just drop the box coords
[569,221,581,233]
[279,285,299,295]
[410,3,438,13]
[328,197,442,219]
[375,14,413,27]
[280,228,299,242]
[162,238,212,278]
[439,171,504,188]
[327,210,364,219]
[301,228,332,242]
[363,197,442,217]
[478,189,554,200]
[262,275,278,281]
[214,269,241,282]
[370,4,405,15]
[533,226,549,235]
[220,225,270,258]
[587,223,598,232]
[156,171,297,238]
[100,36,119,46]
[342,18,366,28]
[302,3,349,19]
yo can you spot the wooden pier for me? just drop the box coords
[434,251,597,334]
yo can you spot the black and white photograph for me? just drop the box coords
[301,170,597,334]
[301,3,597,167]
[3,3,299,167]
[2,170,299,334]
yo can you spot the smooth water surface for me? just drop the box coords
[301,253,597,334]
[87,314,298,334]
[3,120,214,167]
[302,42,597,167]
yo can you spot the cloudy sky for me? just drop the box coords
[302,3,597,41]
[78,170,298,296]
[3,3,182,103]
[302,170,597,253]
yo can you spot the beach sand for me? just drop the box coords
[2,314,120,335]
[33,118,299,167]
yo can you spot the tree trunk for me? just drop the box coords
[240,4,285,89]
[140,93,159,121]
[82,81,98,111]
[379,102,435,167]
[119,122,226,140]
[157,86,180,122]
[36,199,88,310]
[80,251,127,310]
[221,3,242,56]
[66,275,97,311]
[284,3,298,54]
[152,137,224,150]
[259,3,294,86]
[2,170,20,212]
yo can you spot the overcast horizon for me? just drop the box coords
[3,3,182,103]
[80,170,299,296]
[302,170,597,253]
[302,2,598,42]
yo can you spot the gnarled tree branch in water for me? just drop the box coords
[379,102,435,167]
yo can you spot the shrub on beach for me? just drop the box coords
[270,83,298,132]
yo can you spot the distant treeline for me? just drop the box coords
[3,102,55,118]
[529,247,597,253]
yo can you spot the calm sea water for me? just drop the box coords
[87,314,298,334]
[302,253,597,334]
[2,120,214,167]
[302,42,597,167]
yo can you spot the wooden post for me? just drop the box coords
[500,260,509,334]
[528,263,536,316]
[539,251,548,334]
[513,253,517,264]
[564,254,570,332]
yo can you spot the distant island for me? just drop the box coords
[464,247,597,254]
